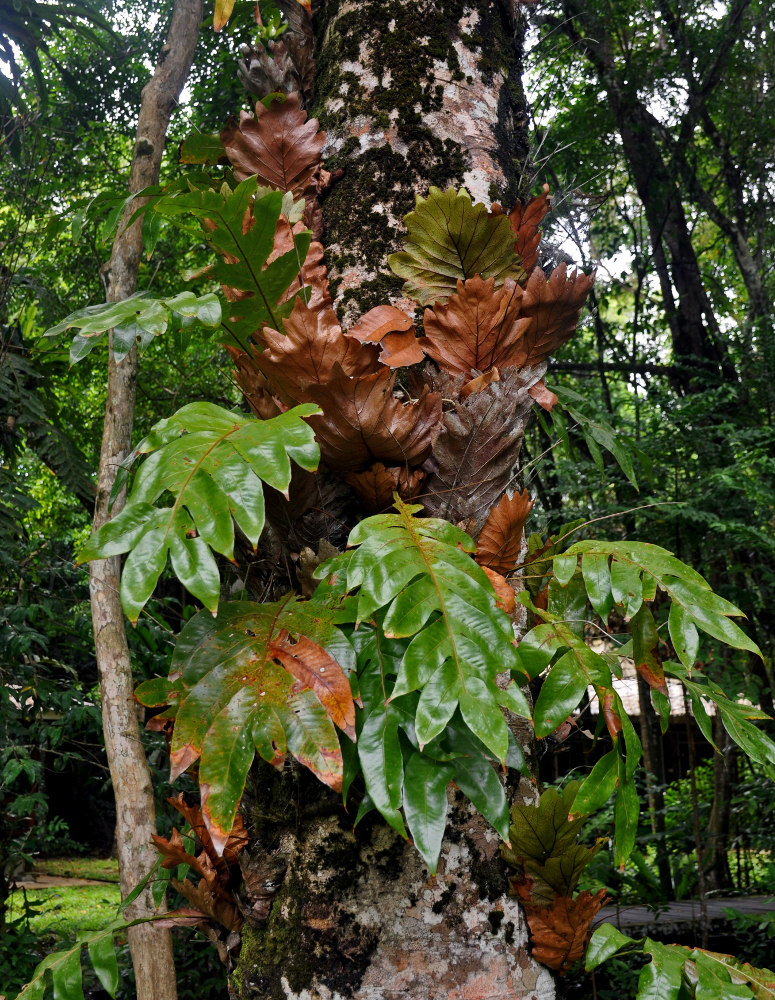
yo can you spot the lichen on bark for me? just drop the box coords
[312,0,529,322]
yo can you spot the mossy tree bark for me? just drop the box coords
[230,3,555,999]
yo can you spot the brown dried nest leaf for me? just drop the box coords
[255,297,380,405]
[523,890,608,973]
[421,276,527,376]
[480,566,516,614]
[527,378,558,411]
[171,874,244,933]
[167,793,249,871]
[305,365,442,472]
[220,93,325,199]
[512,264,595,369]
[506,184,552,278]
[268,629,356,739]
[226,346,286,420]
[421,367,538,536]
[345,462,426,512]
[269,219,332,312]
[476,488,534,575]
[460,367,500,399]
[346,305,424,368]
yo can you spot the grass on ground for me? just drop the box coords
[9,884,122,936]
[32,856,119,881]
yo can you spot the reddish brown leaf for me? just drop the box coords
[345,462,426,512]
[460,367,500,400]
[172,875,244,933]
[305,365,442,472]
[220,94,325,199]
[528,378,558,411]
[481,566,516,614]
[507,184,552,277]
[421,275,527,375]
[268,219,332,312]
[227,346,286,421]
[421,367,535,535]
[476,489,534,575]
[167,793,249,871]
[511,264,595,369]
[254,297,380,406]
[346,305,424,368]
[601,691,622,742]
[268,629,356,739]
[523,890,608,973]
[152,827,203,874]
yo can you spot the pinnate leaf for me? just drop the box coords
[523,890,608,973]
[78,403,320,621]
[137,594,354,853]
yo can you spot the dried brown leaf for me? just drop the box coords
[346,305,424,368]
[528,378,558,411]
[220,94,325,198]
[268,629,356,739]
[151,827,204,874]
[476,489,534,574]
[421,276,527,375]
[460,367,500,400]
[523,890,607,973]
[345,462,425,512]
[255,297,380,405]
[167,793,249,871]
[305,365,442,472]
[507,184,552,278]
[512,264,595,369]
[421,367,537,535]
[481,566,516,614]
[172,875,244,934]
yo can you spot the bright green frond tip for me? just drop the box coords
[387,186,524,306]
[77,403,321,622]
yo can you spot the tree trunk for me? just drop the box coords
[702,714,735,892]
[231,2,554,997]
[89,2,201,997]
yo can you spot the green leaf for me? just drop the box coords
[402,751,454,873]
[452,754,509,840]
[516,623,566,680]
[571,749,619,816]
[43,291,221,363]
[631,604,667,694]
[51,948,84,1000]
[586,924,635,971]
[139,594,354,850]
[669,602,699,669]
[638,939,689,1000]
[78,404,320,620]
[614,775,639,867]
[611,559,643,619]
[553,552,578,586]
[387,186,524,306]
[358,704,407,837]
[665,579,761,656]
[86,933,119,996]
[152,180,311,349]
[582,552,614,619]
[179,132,226,164]
[533,650,589,738]
[325,499,520,762]
[547,571,588,637]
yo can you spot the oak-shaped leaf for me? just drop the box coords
[505,183,552,278]
[511,264,595,369]
[253,297,380,405]
[304,366,442,472]
[346,304,424,368]
[345,462,425,512]
[523,890,608,973]
[135,594,355,853]
[77,402,320,621]
[421,367,537,535]
[387,187,525,306]
[476,489,534,575]
[421,275,527,375]
[316,498,525,760]
[220,94,325,199]
[502,783,587,871]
